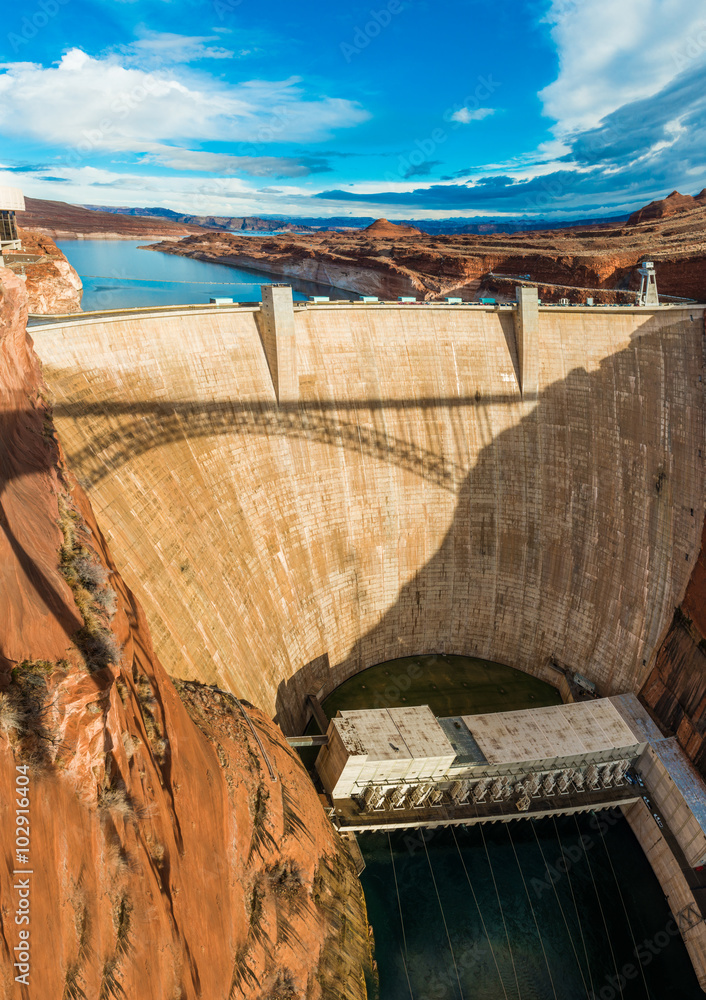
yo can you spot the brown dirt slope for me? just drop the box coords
[0,267,371,1000]
[143,195,706,303]
[19,197,210,240]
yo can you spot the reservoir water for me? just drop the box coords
[311,655,703,1000]
[56,239,354,311]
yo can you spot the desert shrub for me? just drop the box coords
[98,784,134,819]
[268,970,297,1000]
[2,660,63,767]
[56,490,122,673]
[0,692,25,734]
[267,860,303,898]
[74,555,109,592]
[95,588,118,616]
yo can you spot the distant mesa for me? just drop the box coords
[364,218,423,237]
[627,188,706,225]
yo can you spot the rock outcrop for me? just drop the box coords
[641,519,706,777]
[10,230,83,314]
[363,218,423,237]
[627,189,706,225]
[0,267,371,1000]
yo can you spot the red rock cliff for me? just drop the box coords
[0,267,371,1000]
[8,230,82,314]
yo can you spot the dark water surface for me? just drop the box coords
[321,653,562,719]
[360,815,702,1000]
[57,239,353,311]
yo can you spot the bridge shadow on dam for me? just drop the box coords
[48,393,525,496]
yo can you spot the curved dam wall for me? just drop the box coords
[32,303,705,733]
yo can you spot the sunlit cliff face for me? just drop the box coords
[33,304,705,732]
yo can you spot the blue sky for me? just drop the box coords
[1,0,705,220]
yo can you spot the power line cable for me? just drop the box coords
[474,813,522,1000]
[451,827,512,1000]
[506,823,559,1000]
[422,835,465,1000]
[596,815,651,999]
[573,814,624,1000]
[552,816,596,999]
[388,832,415,1000]
[530,821,590,1000]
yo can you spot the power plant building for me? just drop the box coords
[316,699,646,801]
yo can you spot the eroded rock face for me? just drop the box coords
[142,199,706,303]
[627,188,706,225]
[0,267,371,1000]
[9,230,83,314]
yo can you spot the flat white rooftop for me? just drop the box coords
[337,706,454,762]
[0,186,25,212]
[463,699,640,765]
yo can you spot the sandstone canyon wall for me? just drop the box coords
[31,303,706,734]
[0,269,371,1000]
[9,230,82,314]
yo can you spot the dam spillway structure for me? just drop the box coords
[29,286,706,992]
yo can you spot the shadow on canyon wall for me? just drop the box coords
[0,403,84,674]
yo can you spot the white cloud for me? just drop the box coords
[540,0,706,132]
[125,32,236,61]
[450,107,495,124]
[0,49,369,156]
[139,148,332,177]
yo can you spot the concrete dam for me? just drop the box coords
[31,297,705,735]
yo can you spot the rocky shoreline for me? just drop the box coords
[142,204,706,303]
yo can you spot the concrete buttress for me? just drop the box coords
[260,283,297,402]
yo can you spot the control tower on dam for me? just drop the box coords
[31,293,706,733]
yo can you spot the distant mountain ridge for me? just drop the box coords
[83,205,314,233]
[83,204,631,235]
